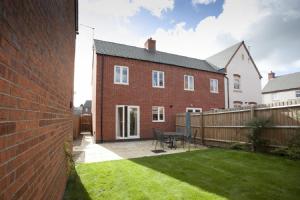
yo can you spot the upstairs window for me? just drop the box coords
[210,79,218,93]
[114,65,128,85]
[186,108,202,113]
[233,74,241,90]
[152,106,165,122]
[152,70,164,88]
[296,90,300,98]
[184,75,194,91]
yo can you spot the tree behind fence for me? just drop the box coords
[176,102,300,147]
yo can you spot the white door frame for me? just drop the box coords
[115,105,140,140]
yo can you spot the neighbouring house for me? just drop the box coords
[92,38,225,142]
[81,100,92,114]
[206,41,262,108]
[0,1,77,199]
[262,71,300,104]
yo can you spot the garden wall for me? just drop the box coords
[176,100,300,147]
[0,1,77,199]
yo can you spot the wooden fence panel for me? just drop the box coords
[73,115,80,139]
[80,114,92,132]
[176,103,300,147]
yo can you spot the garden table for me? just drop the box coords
[163,132,185,149]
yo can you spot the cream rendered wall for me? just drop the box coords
[225,45,262,108]
[262,90,300,104]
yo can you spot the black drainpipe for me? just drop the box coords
[225,76,230,108]
[100,55,104,143]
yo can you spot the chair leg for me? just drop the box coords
[155,140,158,150]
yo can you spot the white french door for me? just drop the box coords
[116,105,140,139]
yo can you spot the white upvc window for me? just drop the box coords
[152,70,164,88]
[114,65,128,85]
[152,106,165,122]
[233,101,242,108]
[186,108,202,113]
[272,93,279,101]
[233,74,241,90]
[296,90,300,98]
[210,79,218,93]
[184,75,194,91]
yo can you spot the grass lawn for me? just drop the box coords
[64,148,300,200]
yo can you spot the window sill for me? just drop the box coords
[233,89,242,93]
[152,86,165,89]
[184,89,194,91]
[114,82,129,85]
[152,120,165,123]
[210,91,219,94]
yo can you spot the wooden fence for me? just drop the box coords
[73,115,80,139]
[73,114,92,139]
[176,101,300,147]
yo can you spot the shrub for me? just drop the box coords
[246,117,273,152]
[64,140,75,176]
[271,133,300,160]
[286,133,300,159]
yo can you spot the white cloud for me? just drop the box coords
[149,0,300,87]
[192,0,216,6]
[74,0,174,106]
[150,0,266,58]
[74,0,300,105]
[81,0,174,18]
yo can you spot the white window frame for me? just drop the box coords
[186,107,202,113]
[296,90,300,98]
[152,106,165,122]
[210,79,219,93]
[152,70,165,88]
[114,65,129,85]
[184,75,194,91]
[233,101,242,108]
[233,75,241,90]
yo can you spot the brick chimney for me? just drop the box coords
[144,37,156,52]
[268,71,275,80]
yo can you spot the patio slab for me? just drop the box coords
[73,132,206,163]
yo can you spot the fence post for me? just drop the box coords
[250,106,256,120]
[186,112,191,151]
[201,112,205,145]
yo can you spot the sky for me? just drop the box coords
[74,0,300,106]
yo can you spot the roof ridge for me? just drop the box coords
[94,39,205,62]
[206,41,243,60]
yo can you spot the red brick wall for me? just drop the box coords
[0,1,76,199]
[94,55,225,142]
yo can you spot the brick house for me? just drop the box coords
[92,38,225,142]
[0,1,77,199]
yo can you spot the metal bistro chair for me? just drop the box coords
[152,128,167,150]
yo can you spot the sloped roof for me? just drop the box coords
[206,41,262,78]
[206,42,243,69]
[262,72,300,93]
[94,39,224,74]
[83,100,91,108]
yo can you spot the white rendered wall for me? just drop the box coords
[262,90,300,104]
[226,45,262,108]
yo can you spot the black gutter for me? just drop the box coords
[225,76,230,108]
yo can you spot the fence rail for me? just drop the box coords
[176,102,300,147]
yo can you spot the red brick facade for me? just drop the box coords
[0,1,77,199]
[93,55,225,142]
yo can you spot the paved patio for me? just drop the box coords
[73,132,206,163]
